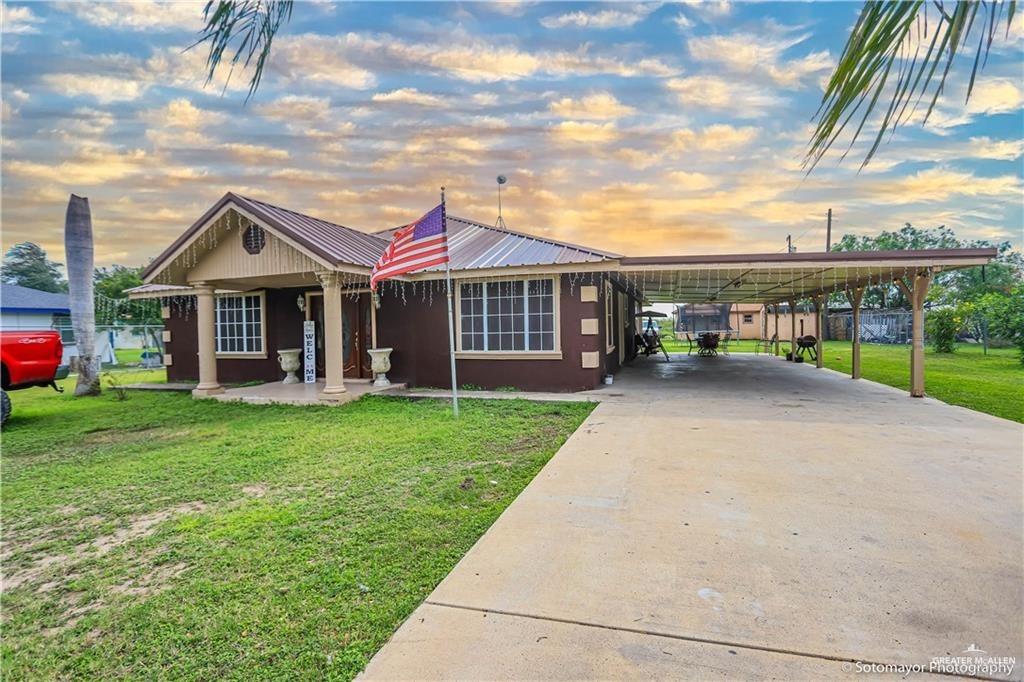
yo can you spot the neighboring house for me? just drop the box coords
[676,303,821,341]
[0,283,70,332]
[127,192,993,397]
[0,283,117,366]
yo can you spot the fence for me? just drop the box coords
[828,310,914,344]
[50,324,166,367]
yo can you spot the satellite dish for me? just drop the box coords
[496,175,507,185]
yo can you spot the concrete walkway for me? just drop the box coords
[362,354,1024,680]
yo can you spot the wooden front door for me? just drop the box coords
[308,292,372,379]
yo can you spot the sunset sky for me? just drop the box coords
[2,0,1022,269]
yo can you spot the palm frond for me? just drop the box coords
[189,0,294,101]
[805,0,1017,173]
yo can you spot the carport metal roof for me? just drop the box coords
[616,248,996,304]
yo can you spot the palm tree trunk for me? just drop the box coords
[65,194,100,396]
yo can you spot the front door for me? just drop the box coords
[308,292,372,379]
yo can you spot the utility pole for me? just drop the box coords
[786,234,795,253]
[826,208,832,251]
[823,209,832,340]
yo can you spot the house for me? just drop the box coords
[0,283,70,331]
[676,302,817,340]
[127,192,994,398]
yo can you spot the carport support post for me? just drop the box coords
[787,299,797,361]
[896,272,932,398]
[773,305,780,356]
[847,286,864,379]
[813,295,824,368]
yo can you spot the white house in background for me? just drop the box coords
[0,283,116,365]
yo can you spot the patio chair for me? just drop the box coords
[754,334,777,355]
[720,332,732,356]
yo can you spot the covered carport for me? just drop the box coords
[615,248,995,397]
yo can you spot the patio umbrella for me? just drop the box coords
[641,310,668,318]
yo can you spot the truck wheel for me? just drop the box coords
[1,390,10,427]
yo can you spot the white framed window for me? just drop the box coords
[215,292,265,355]
[458,278,557,354]
[605,282,616,353]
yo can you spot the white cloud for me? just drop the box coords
[372,88,448,107]
[58,0,204,31]
[688,31,833,87]
[549,92,635,120]
[1,2,42,34]
[256,95,332,122]
[5,145,149,184]
[666,76,783,116]
[672,124,759,152]
[550,121,620,144]
[540,3,661,30]
[220,143,289,163]
[145,98,225,129]
[862,167,1021,205]
[42,73,147,103]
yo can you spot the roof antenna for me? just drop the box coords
[495,175,508,229]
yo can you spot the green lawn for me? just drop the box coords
[819,342,1023,423]
[1,373,594,680]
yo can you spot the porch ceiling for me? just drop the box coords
[618,248,995,304]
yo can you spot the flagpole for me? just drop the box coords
[441,187,460,417]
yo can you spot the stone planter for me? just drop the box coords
[367,347,393,387]
[277,348,302,384]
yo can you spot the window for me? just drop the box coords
[743,314,753,324]
[215,293,264,354]
[459,279,555,352]
[242,224,266,254]
[605,282,616,353]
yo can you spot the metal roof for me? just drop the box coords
[0,283,70,312]
[142,192,388,280]
[375,215,618,273]
[232,194,388,268]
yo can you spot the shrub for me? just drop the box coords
[984,285,1024,364]
[926,308,960,353]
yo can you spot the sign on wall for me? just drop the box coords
[303,320,316,384]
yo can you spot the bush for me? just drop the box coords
[926,308,960,353]
[984,285,1024,364]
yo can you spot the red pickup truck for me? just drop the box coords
[1,330,69,426]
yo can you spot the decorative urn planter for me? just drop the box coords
[367,347,394,387]
[277,348,302,384]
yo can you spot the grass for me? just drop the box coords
[819,342,1023,423]
[1,372,594,680]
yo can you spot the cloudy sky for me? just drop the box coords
[2,0,1022,268]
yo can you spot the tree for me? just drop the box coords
[94,264,144,300]
[192,0,294,101]
[65,195,100,396]
[830,223,1022,309]
[1,242,66,293]
[808,1,1018,171]
[984,283,1024,363]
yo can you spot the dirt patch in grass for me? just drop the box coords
[5,502,207,590]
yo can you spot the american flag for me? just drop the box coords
[370,203,449,291]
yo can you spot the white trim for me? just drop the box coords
[214,289,267,359]
[605,281,616,354]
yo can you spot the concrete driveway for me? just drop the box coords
[363,354,1023,680]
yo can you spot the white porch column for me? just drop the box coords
[847,286,864,379]
[318,272,347,400]
[814,295,824,369]
[192,282,224,397]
